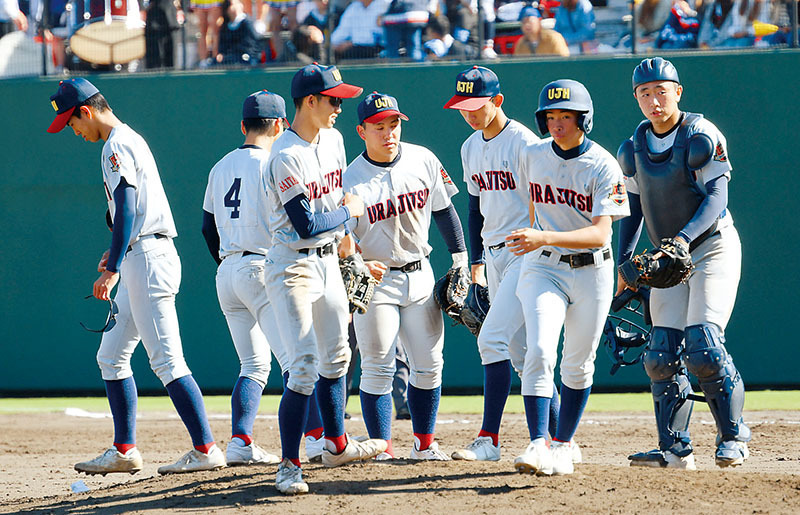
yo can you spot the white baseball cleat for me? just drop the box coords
[74,448,143,476]
[514,438,553,476]
[157,445,226,474]
[451,436,500,461]
[321,435,388,467]
[375,451,394,461]
[226,439,281,466]
[410,440,451,461]
[629,448,697,470]
[275,458,309,495]
[570,440,583,464]
[715,440,749,468]
[305,435,325,463]
[550,441,575,475]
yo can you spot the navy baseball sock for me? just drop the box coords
[360,390,393,441]
[554,385,591,443]
[165,375,215,452]
[408,384,440,450]
[549,382,561,439]
[523,395,551,441]
[304,384,324,439]
[278,386,310,465]
[316,376,347,452]
[479,360,511,444]
[105,377,137,451]
[231,376,264,441]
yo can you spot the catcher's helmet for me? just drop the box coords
[632,57,680,92]
[603,288,652,375]
[535,79,593,136]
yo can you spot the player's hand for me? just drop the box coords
[342,193,365,218]
[365,260,387,282]
[93,270,120,301]
[97,250,110,273]
[470,263,487,287]
[505,228,547,255]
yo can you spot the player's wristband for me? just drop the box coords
[451,251,468,269]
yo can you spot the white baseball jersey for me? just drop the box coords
[203,145,272,259]
[461,119,539,246]
[522,139,629,253]
[101,124,177,243]
[344,143,458,267]
[266,128,347,250]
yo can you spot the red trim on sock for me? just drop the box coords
[304,427,323,440]
[114,443,136,454]
[288,458,302,468]
[232,434,253,446]
[385,439,394,458]
[552,438,569,443]
[414,433,434,451]
[195,442,215,454]
[326,434,348,454]
[478,430,499,447]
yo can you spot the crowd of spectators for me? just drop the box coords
[0,0,797,76]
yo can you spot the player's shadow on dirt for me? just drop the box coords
[11,466,530,513]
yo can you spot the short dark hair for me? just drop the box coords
[293,93,328,111]
[243,117,278,135]
[73,93,110,118]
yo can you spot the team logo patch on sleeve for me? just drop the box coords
[108,153,121,173]
[608,182,627,206]
[440,167,454,185]
[713,142,728,163]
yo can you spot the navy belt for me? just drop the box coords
[390,260,422,273]
[542,248,611,268]
[488,242,505,251]
[127,233,168,253]
[299,242,335,257]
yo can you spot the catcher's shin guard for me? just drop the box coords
[683,324,750,443]
[644,327,694,454]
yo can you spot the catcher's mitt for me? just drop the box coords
[460,283,490,337]
[618,237,693,289]
[339,254,378,314]
[433,266,471,326]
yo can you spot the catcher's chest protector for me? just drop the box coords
[632,113,707,246]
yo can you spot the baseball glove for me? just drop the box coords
[433,266,471,326]
[339,254,378,314]
[618,237,693,289]
[460,283,490,337]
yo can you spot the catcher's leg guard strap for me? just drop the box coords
[643,327,684,381]
[684,324,750,442]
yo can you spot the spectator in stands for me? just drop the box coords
[216,0,262,64]
[288,0,329,62]
[513,3,569,56]
[473,0,498,58]
[553,0,596,53]
[262,0,299,58]
[655,0,701,49]
[30,0,68,71]
[145,0,185,69]
[635,0,673,38]
[762,0,799,45]
[423,14,474,59]
[698,0,770,47]
[0,0,27,38]
[330,0,390,59]
[191,0,223,66]
[444,0,477,48]
[382,0,430,61]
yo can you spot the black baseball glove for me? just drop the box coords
[460,283,490,337]
[618,237,693,289]
[433,266,471,326]
[340,254,378,314]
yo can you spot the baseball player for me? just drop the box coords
[618,57,749,469]
[341,92,468,460]
[508,79,629,476]
[443,66,565,462]
[264,64,387,495]
[47,78,225,475]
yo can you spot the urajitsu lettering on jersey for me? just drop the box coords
[203,146,272,258]
[522,139,628,254]
[101,124,177,244]
[344,142,458,267]
[461,120,539,246]
[266,128,347,250]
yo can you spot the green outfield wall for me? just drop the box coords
[2,50,797,394]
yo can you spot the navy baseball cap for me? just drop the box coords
[519,4,542,20]
[47,78,100,133]
[243,90,287,122]
[443,66,501,111]
[291,63,363,99]
[357,92,409,124]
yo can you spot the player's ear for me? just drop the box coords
[356,123,366,141]
[674,84,683,101]
[493,93,504,107]
[240,120,246,136]
[80,105,93,119]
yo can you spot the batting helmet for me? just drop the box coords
[535,79,593,136]
[632,57,680,92]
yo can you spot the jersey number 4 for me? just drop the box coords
[224,178,242,219]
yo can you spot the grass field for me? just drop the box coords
[0,390,797,414]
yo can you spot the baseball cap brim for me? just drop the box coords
[321,83,364,98]
[363,110,410,124]
[443,95,493,111]
[47,107,76,133]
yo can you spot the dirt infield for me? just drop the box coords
[2,409,799,514]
